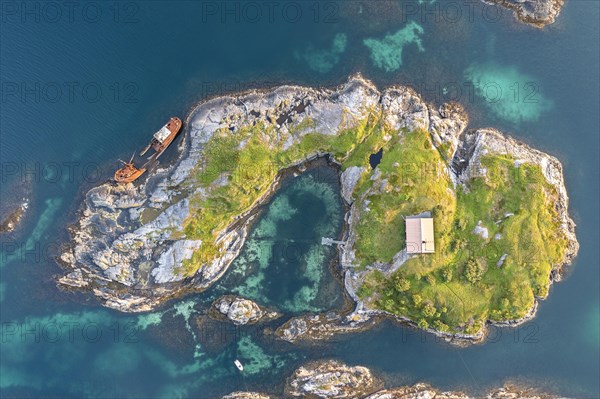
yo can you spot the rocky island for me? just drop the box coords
[0,202,27,235]
[223,360,565,399]
[59,75,578,342]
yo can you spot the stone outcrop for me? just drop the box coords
[276,308,378,343]
[340,166,365,204]
[285,360,381,398]
[210,295,279,325]
[366,384,469,399]
[225,385,564,399]
[484,0,564,27]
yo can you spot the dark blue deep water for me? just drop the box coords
[1,1,598,398]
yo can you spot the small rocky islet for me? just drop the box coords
[59,74,577,344]
[485,0,564,28]
[0,203,27,235]
[0,176,32,235]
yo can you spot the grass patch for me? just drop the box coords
[352,128,456,266]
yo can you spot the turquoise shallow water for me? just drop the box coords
[217,166,345,314]
[1,1,598,398]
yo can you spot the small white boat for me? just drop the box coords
[234,359,244,371]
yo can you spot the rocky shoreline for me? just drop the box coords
[223,360,567,399]
[58,74,578,344]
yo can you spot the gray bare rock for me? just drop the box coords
[0,175,32,235]
[276,309,379,343]
[473,221,489,240]
[211,295,279,325]
[365,384,470,399]
[285,360,381,399]
[428,102,468,159]
[340,166,365,204]
[497,253,509,267]
[58,269,89,288]
[230,384,564,399]
[280,318,308,342]
[381,86,430,132]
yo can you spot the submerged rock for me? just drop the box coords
[340,166,365,204]
[0,175,32,235]
[285,360,381,398]
[59,269,89,288]
[472,221,489,240]
[211,295,279,325]
[0,202,27,234]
